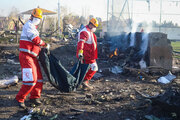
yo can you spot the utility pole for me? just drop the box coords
[147,0,150,11]
[159,0,162,32]
[107,0,109,32]
[112,0,114,20]
[58,0,61,35]
[131,0,134,29]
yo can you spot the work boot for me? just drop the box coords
[18,102,26,109]
[29,99,42,106]
[82,81,93,90]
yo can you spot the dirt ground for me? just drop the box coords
[0,42,180,120]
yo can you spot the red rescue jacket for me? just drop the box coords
[76,25,98,63]
[19,20,45,57]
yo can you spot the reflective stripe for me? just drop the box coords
[19,48,38,57]
[20,34,38,41]
[20,36,32,41]
[37,80,43,82]
[85,40,93,44]
[78,39,85,42]
[39,40,43,45]
[23,83,36,86]
[90,32,97,50]
[78,27,96,48]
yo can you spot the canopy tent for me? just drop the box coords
[20,7,57,15]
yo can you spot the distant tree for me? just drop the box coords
[138,21,148,27]
[9,7,19,19]
[79,16,87,25]
[88,15,94,21]
[175,23,178,27]
[71,15,80,27]
[62,14,81,30]
[96,17,102,23]
[63,15,70,31]
[55,6,68,31]
[60,6,68,18]
[152,20,158,27]
[7,7,19,30]
[45,16,56,32]
[128,18,133,26]
[151,20,180,28]
[161,21,174,27]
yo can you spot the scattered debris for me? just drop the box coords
[158,71,176,84]
[49,114,58,120]
[50,37,59,42]
[144,115,160,120]
[99,69,102,73]
[9,39,14,42]
[148,87,180,117]
[68,116,77,119]
[93,73,103,79]
[171,112,177,118]
[7,59,20,64]
[139,59,147,69]
[86,93,93,99]
[0,75,18,88]
[70,108,85,112]
[149,79,157,83]
[111,66,123,74]
[20,107,49,120]
[135,89,162,99]
[0,32,179,120]
[123,67,150,79]
[130,94,136,100]
[20,114,32,120]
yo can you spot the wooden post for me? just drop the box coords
[13,19,19,43]
[16,20,19,43]
[40,17,45,37]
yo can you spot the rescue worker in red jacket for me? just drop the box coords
[76,18,98,90]
[16,8,48,109]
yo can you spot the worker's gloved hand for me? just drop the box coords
[46,44,50,50]
[44,43,50,50]
[78,54,83,61]
[78,54,83,60]
[42,43,50,54]
[78,50,83,61]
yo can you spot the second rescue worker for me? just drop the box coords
[76,18,99,90]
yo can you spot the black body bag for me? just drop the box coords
[39,48,90,92]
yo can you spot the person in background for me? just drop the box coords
[76,18,98,90]
[16,8,49,109]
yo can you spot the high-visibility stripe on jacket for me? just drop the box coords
[76,25,98,61]
[16,52,43,102]
[19,20,45,57]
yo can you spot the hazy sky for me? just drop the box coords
[0,0,107,19]
[0,0,180,24]
[131,0,180,24]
